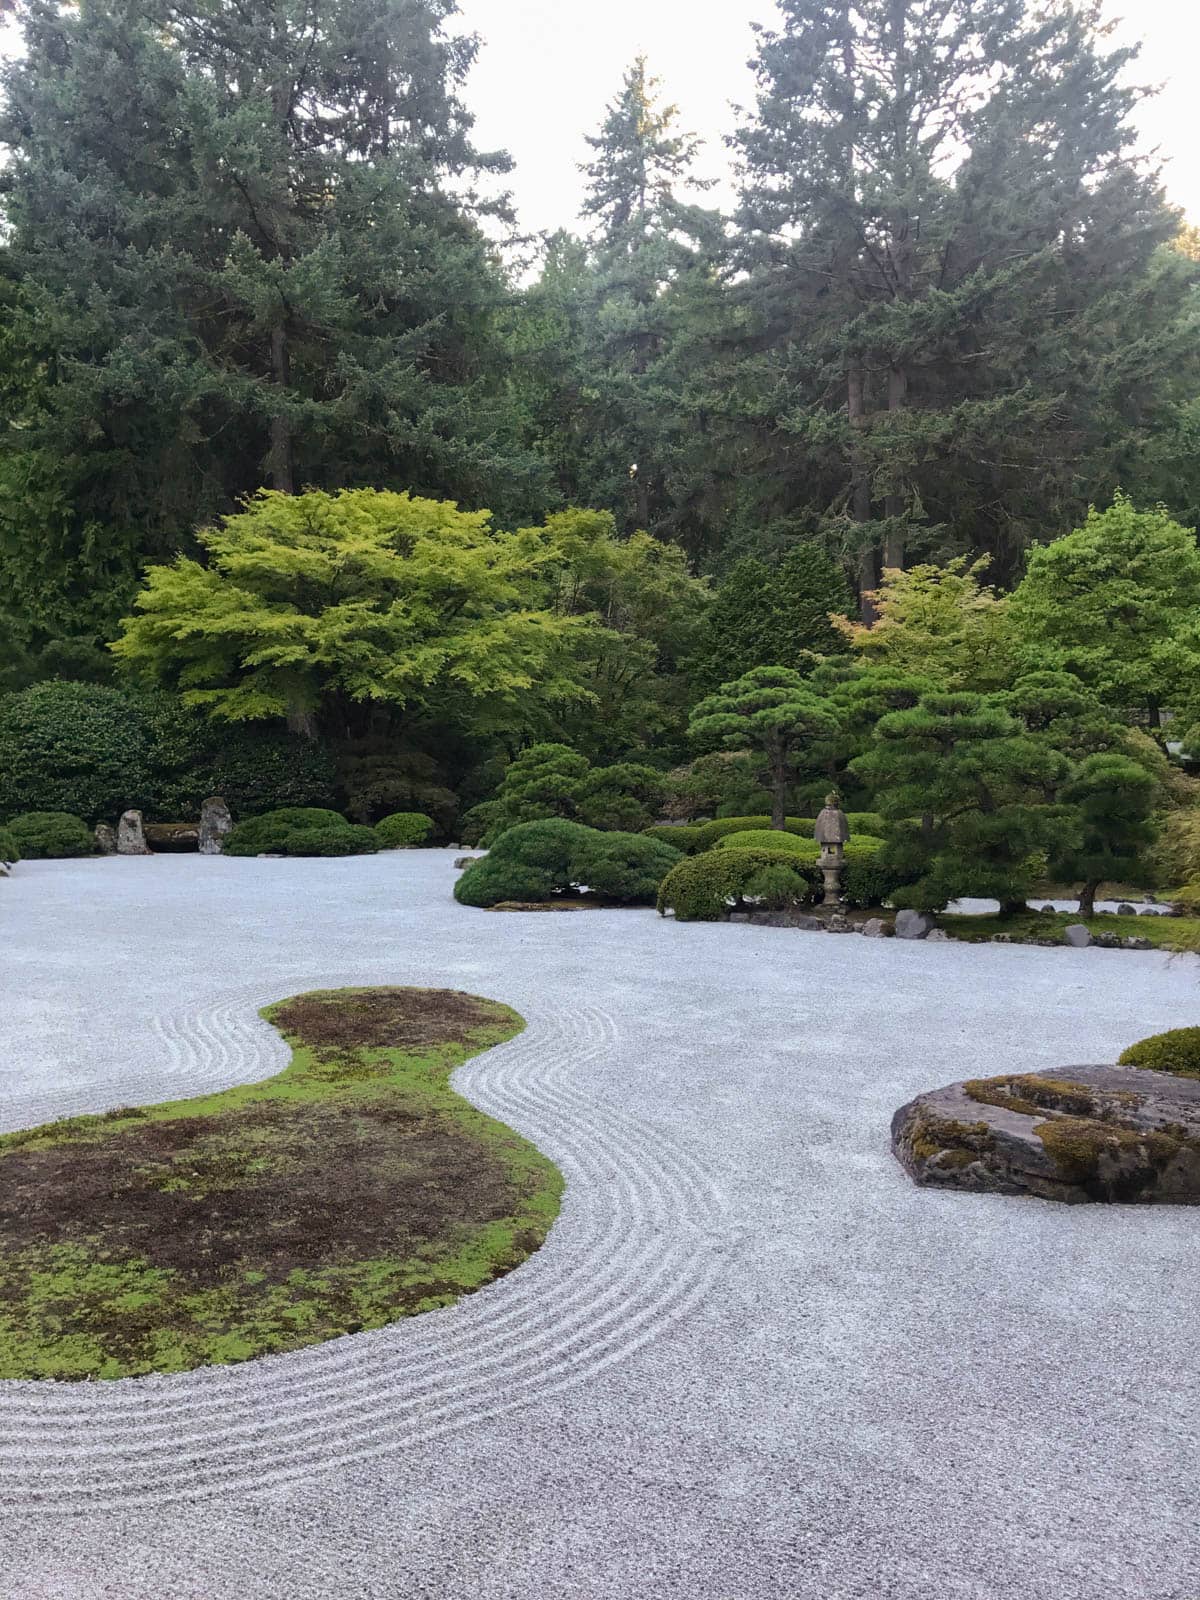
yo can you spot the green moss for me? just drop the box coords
[0,988,562,1380]
[1118,1027,1200,1079]
[940,910,1200,953]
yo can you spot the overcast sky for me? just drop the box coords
[457,0,1200,237]
[0,0,1195,237]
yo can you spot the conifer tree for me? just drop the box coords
[731,0,1189,605]
[0,0,535,644]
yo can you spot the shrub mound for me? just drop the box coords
[1117,1027,1200,1079]
[455,819,682,908]
[375,811,434,849]
[644,812,885,855]
[715,829,885,860]
[224,808,378,857]
[0,827,20,864]
[658,835,904,919]
[7,811,94,859]
[0,987,562,1379]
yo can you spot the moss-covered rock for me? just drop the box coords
[892,1066,1200,1203]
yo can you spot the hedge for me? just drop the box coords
[0,827,20,864]
[656,848,813,921]
[223,808,378,858]
[1117,1028,1200,1079]
[375,811,434,848]
[7,811,94,859]
[455,819,682,908]
[644,813,886,856]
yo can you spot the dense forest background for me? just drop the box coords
[1,0,1199,862]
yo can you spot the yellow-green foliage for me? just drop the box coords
[715,830,884,860]
[1118,1027,1200,1079]
[1155,809,1200,888]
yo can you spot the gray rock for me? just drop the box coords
[145,821,200,853]
[991,933,1014,943]
[1117,902,1137,916]
[1094,932,1122,949]
[892,1065,1200,1204]
[926,929,949,942]
[753,911,823,930]
[1039,904,1056,914]
[1063,924,1091,948]
[116,809,151,856]
[1123,936,1153,951]
[199,797,233,856]
[94,823,117,855]
[454,855,481,869]
[860,918,888,938]
[894,909,935,940]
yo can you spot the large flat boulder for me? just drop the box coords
[892,1065,1200,1204]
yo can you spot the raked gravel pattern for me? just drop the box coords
[1,851,1198,1599]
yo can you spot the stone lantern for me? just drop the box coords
[813,793,851,908]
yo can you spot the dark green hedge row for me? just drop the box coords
[0,681,336,824]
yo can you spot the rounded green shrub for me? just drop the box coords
[455,819,682,908]
[0,827,20,864]
[691,816,815,852]
[1117,1028,1200,1079]
[643,823,704,852]
[743,863,809,910]
[7,811,94,859]
[657,848,818,921]
[715,829,819,857]
[223,808,377,858]
[375,811,434,848]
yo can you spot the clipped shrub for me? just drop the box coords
[643,823,705,852]
[1117,1028,1200,1079]
[375,811,434,849]
[7,811,94,859]
[0,682,151,822]
[0,679,337,824]
[455,819,682,908]
[691,815,815,852]
[223,808,377,858]
[0,826,20,864]
[743,863,809,910]
[716,831,884,861]
[657,848,818,921]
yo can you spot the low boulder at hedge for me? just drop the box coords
[891,1066,1200,1204]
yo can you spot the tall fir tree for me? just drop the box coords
[730,0,1190,609]
[0,0,540,652]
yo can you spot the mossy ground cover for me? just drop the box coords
[939,910,1200,952]
[0,988,561,1380]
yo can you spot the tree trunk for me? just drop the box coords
[1078,879,1101,918]
[771,750,787,830]
[268,323,294,493]
[882,364,908,570]
[848,364,877,621]
[286,706,318,740]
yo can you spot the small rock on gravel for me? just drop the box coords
[1064,924,1092,948]
[894,909,935,940]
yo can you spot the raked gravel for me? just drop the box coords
[1,850,1198,1599]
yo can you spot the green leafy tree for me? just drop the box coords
[1009,496,1200,736]
[689,666,840,829]
[851,692,1074,911]
[0,0,538,647]
[1053,753,1158,916]
[462,742,663,844]
[111,489,588,741]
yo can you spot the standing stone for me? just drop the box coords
[1063,924,1091,948]
[894,909,935,940]
[199,796,233,855]
[117,809,151,855]
[94,823,117,855]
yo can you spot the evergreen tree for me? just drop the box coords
[0,0,537,646]
[695,543,851,687]
[689,666,839,828]
[731,0,1189,604]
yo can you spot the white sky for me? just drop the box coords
[458,0,1200,237]
[0,0,1195,236]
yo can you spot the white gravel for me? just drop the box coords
[1,850,1198,1599]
